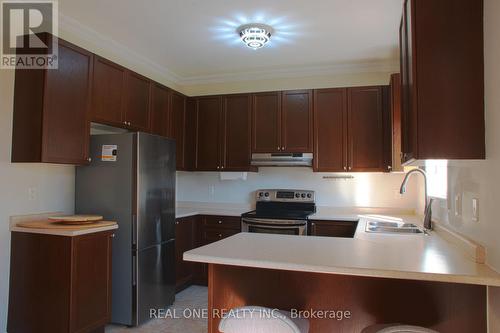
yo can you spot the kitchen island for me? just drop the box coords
[184,213,500,332]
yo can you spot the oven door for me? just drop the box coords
[241,218,307,236]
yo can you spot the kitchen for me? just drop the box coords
[1,0,499,332]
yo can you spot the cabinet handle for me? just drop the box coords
[111,234,115,238]
[282,146,285,151]
[175,221,179,225]
[388,165,392,171]
[343,166,347,171]
[277,147,281,151]
[87,157,92,163]
[218,221,222,224]
[218,234,222,238]
[216,166,220,170]
[221,166,224,169]
[348,166,352,171]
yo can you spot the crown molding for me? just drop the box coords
[177,61,399,86]
[58,12,398,88]
[58,13,182,84]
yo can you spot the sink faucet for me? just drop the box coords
[400,168,434,230]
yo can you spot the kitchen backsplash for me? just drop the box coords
[176,168,422,209]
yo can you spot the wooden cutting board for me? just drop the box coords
[16,220,116,230]
[48,215,103,224]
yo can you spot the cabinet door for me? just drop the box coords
[196,96,222,171]
[124,71,151,131]
[184,98,198,171]
[222,94,252,170]
[400,0,417,163]
[170,92,186,170]
[313,88,347,172]
[42,40,92,164]
[347,87,386,172]
[91,56,125,126]
[310,220,358,238]
[391,73,403,172]
[150,83,170,137]
[70,231,113,333]
[252,92,281,153]
[281,90,313,152]
[175,217,195,289]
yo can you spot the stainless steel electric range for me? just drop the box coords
[241,189,316,236]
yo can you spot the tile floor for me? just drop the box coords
[106,286,208,333]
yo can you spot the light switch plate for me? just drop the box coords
[454,194,462,217]
[472,198,479,222]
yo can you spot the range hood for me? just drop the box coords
[251,153,313,167]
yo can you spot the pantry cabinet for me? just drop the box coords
[11,36,92,164]
[399,0,485,164]
[313,86,391,172]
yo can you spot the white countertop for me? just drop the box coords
[10,212,118,237]
[184,212,500,286]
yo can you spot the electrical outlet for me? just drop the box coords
[472,198,479,222]
[28,187,38,201]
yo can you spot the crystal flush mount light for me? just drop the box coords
[237,23,274,49]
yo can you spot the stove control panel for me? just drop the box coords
[256,189,315,203]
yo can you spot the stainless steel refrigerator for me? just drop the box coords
[75,132,176,326]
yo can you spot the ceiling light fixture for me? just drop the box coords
[237,23,274,49]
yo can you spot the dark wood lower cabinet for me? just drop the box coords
[309,220,358,238]
[175,216,196,291]
[8,230,114,333]
[175,215,241,288]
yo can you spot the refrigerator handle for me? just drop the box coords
[132,253,137,286]
[132,214,137,248]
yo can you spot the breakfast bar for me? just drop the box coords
[184,217,500,333]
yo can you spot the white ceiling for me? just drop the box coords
[59,0,403,85]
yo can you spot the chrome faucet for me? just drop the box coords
[400,168,434,230]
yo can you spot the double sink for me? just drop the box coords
[365,220,425,234]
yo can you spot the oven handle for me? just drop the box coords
[241,217,307,226]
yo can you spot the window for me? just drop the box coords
[425,160,448,199]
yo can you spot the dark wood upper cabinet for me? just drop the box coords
[91,56,125,127]
[184,98,198,171]
[252,92,281,153]
[222,94,253,170]
[150,83,170,137]
[390,73,403,172]
[313,88,348,172]
[124,71,151,132]
[196,96,222,171]
[348,86,391,172]
[170,91,186,170]
[400,0,485,164]
[281,90,313,152]
[11,36,92,164]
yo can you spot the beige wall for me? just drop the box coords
[0,71,75,331]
